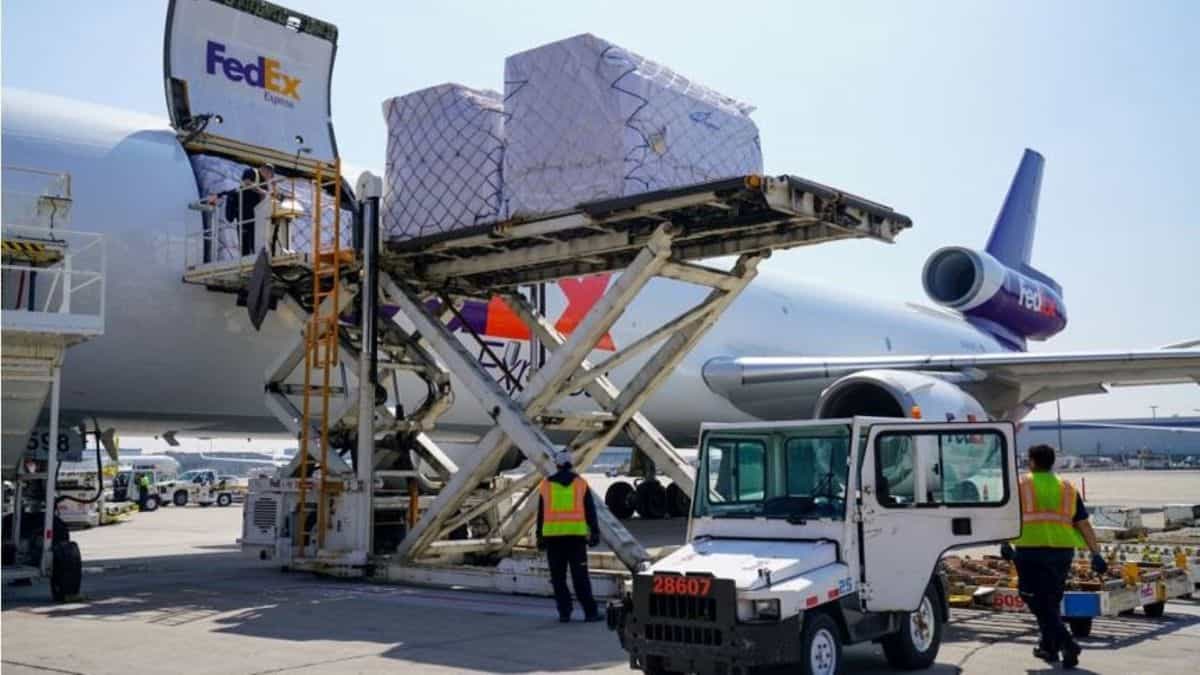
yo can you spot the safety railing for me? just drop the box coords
[1,165,72,230]
[184,172,354,273]
[1,224,106,336]
[1,166,105,337]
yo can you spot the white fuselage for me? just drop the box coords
[1,89,1009,446]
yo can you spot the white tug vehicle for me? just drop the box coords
[609,417,1021,675]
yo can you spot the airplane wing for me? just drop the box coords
[702,348,1200,418]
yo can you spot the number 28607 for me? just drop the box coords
[652,575,712,596]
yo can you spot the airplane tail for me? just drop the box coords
[985,148,1043,269]
[923,148,1067,349]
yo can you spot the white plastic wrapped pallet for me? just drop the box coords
[382,84,506,241]
[503,33,763,218]
[190,154,353,260]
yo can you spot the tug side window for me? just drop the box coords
[875,430,1008,507]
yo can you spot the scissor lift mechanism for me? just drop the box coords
[376,174,911,571]
[208,172,912,576]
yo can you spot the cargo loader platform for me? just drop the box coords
[229,169,913,591]
[382,174,911,293]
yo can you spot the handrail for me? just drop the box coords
[1,224,105,329]
[185,173,352,270]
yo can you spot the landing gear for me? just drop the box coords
[605,482,636,520]
[634,480,667,520]
[665,482,691,518]
[605,479,689,520]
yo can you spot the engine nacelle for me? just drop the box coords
[922,246,1066,343]
[813,369,987,422]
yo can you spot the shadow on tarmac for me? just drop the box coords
[948,607,1200,652]
[3,552,626,673]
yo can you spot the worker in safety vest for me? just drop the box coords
[1003,444,1107,669]
[136,473,153,507]
[536,451,602,623]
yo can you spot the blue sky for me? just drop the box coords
[4,0,1198,434]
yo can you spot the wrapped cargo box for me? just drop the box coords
[504,33,762,217]
[189,154,353,260]
[382,84,506,240]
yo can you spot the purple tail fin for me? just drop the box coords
[985,149,1044,269]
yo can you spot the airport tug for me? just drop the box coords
[609,417,1022,675]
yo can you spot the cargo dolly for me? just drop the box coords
[944,553,1195,639]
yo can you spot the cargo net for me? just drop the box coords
[382,84,507,241]
[190,154,352,262]
[503,33,763,217]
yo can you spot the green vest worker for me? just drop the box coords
[537,451,602,623]
[1004,444,1107,669]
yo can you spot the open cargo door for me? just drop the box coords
[164,0,339,164]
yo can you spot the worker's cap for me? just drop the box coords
[259,163,276,173]
[553,451,573,467]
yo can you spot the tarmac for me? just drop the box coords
[3,470,1199,674]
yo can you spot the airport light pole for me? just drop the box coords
[1056,400,1065,453]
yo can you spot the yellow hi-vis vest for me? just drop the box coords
[540,477,589,537]
[1012,471,1086,549]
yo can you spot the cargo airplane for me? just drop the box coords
[3,87,1199,483]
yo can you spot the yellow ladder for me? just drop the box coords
[296,160,345,554]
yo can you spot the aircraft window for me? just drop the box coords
[875,430,1008,508]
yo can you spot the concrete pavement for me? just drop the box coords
[4,481,1200,674]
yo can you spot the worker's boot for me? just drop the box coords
[1032,646,1059,663]
[1061,640,1081,669]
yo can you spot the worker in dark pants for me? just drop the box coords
[1004,444,1107,669]
[537,451,603,623]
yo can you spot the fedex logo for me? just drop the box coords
[205,40,300,107]
[442,275,617,352]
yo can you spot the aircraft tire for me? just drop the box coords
[665,483,691,518]
[605,481,637,520]
[50,541,82,602]
[634,480,667,520]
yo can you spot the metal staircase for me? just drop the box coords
[295,161,345,555]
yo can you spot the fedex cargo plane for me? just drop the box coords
[3,85,1197,466]
[2,1,1198,479]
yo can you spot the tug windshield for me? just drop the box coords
[695,424,851,522]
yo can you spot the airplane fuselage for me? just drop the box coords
[1,89,1010,447]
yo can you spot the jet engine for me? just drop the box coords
[922,246,1066,346]
[813,369,987,422]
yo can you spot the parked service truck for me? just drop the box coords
[608,417,1021,675]
[161,469,238,508]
